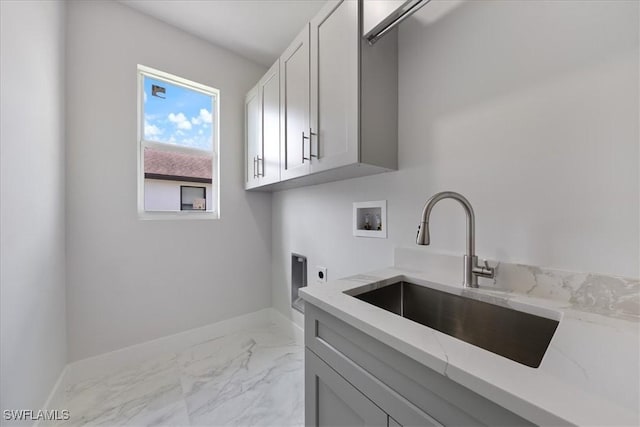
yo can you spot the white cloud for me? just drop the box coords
[198,129,203,135]
[199,108,212,124]
[168,112,192,130]
[144,120,163,137]
[145,113,162,121]
[191,109,212,126]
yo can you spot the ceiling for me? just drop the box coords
[119,1,465,67]
[119,0,326,66]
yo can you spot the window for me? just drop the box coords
[180,186,206,211]
[137,65,219,218]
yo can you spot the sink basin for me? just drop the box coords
[348,281,559,368]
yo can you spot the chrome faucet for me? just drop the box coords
[416,191,494,288]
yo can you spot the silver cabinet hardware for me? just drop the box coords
[302,131,311,162]
[257,155,264,177]
[309,129,318,158]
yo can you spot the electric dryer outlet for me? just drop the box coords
[315,266,328,283]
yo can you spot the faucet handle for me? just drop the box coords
[473,258,495,279]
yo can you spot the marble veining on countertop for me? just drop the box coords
[394,247,640,321]
[491,262,639,321]
[300,248,640,427]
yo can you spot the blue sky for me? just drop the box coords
[143,76,214,150]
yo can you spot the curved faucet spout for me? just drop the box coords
[416,191,493,288]
[416,191,475,256]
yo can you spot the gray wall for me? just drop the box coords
[66,0,270,361]
[272,0,640,322]
[0,0,67,421]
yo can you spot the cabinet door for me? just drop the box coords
[310,0,359,174]
[244,84,260,189]
[280,24,311,181]
[306,349,387,427]
[259,60,280,185]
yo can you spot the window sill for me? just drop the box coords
[138,210,219,221]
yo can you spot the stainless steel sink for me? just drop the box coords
[348,281,559,368]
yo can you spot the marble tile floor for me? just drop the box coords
[55,324,304,427]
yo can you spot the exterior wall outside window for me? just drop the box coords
[144,179,212,211]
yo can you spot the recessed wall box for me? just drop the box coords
[291,253,307,313]
[353,200,387,238]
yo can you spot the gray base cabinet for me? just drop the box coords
[306,349,387,426]
[304,303,534,427]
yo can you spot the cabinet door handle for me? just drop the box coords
[302,131,311,163]
[256,156,263,177]
[253,156,257,178]
[310,129,318,158]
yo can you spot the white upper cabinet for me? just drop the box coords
[245,85,261,188]
[245,60,280,189]
[310,0,359,174]
[260,61,281,186]
[246,0,398,191]
[280,25,311,181]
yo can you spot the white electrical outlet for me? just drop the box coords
[315,266,328,283]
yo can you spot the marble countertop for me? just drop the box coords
[299,266,640,426]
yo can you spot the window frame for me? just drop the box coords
[137,64,220,220]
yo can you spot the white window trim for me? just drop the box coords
[137,64,220,220]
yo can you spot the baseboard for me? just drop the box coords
[33,365,68,427]
[268,307,304,344]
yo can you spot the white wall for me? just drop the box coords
[144,179,213,212]
[0,0,67,421]
[66,0,269,361]
[272,0,640,322]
